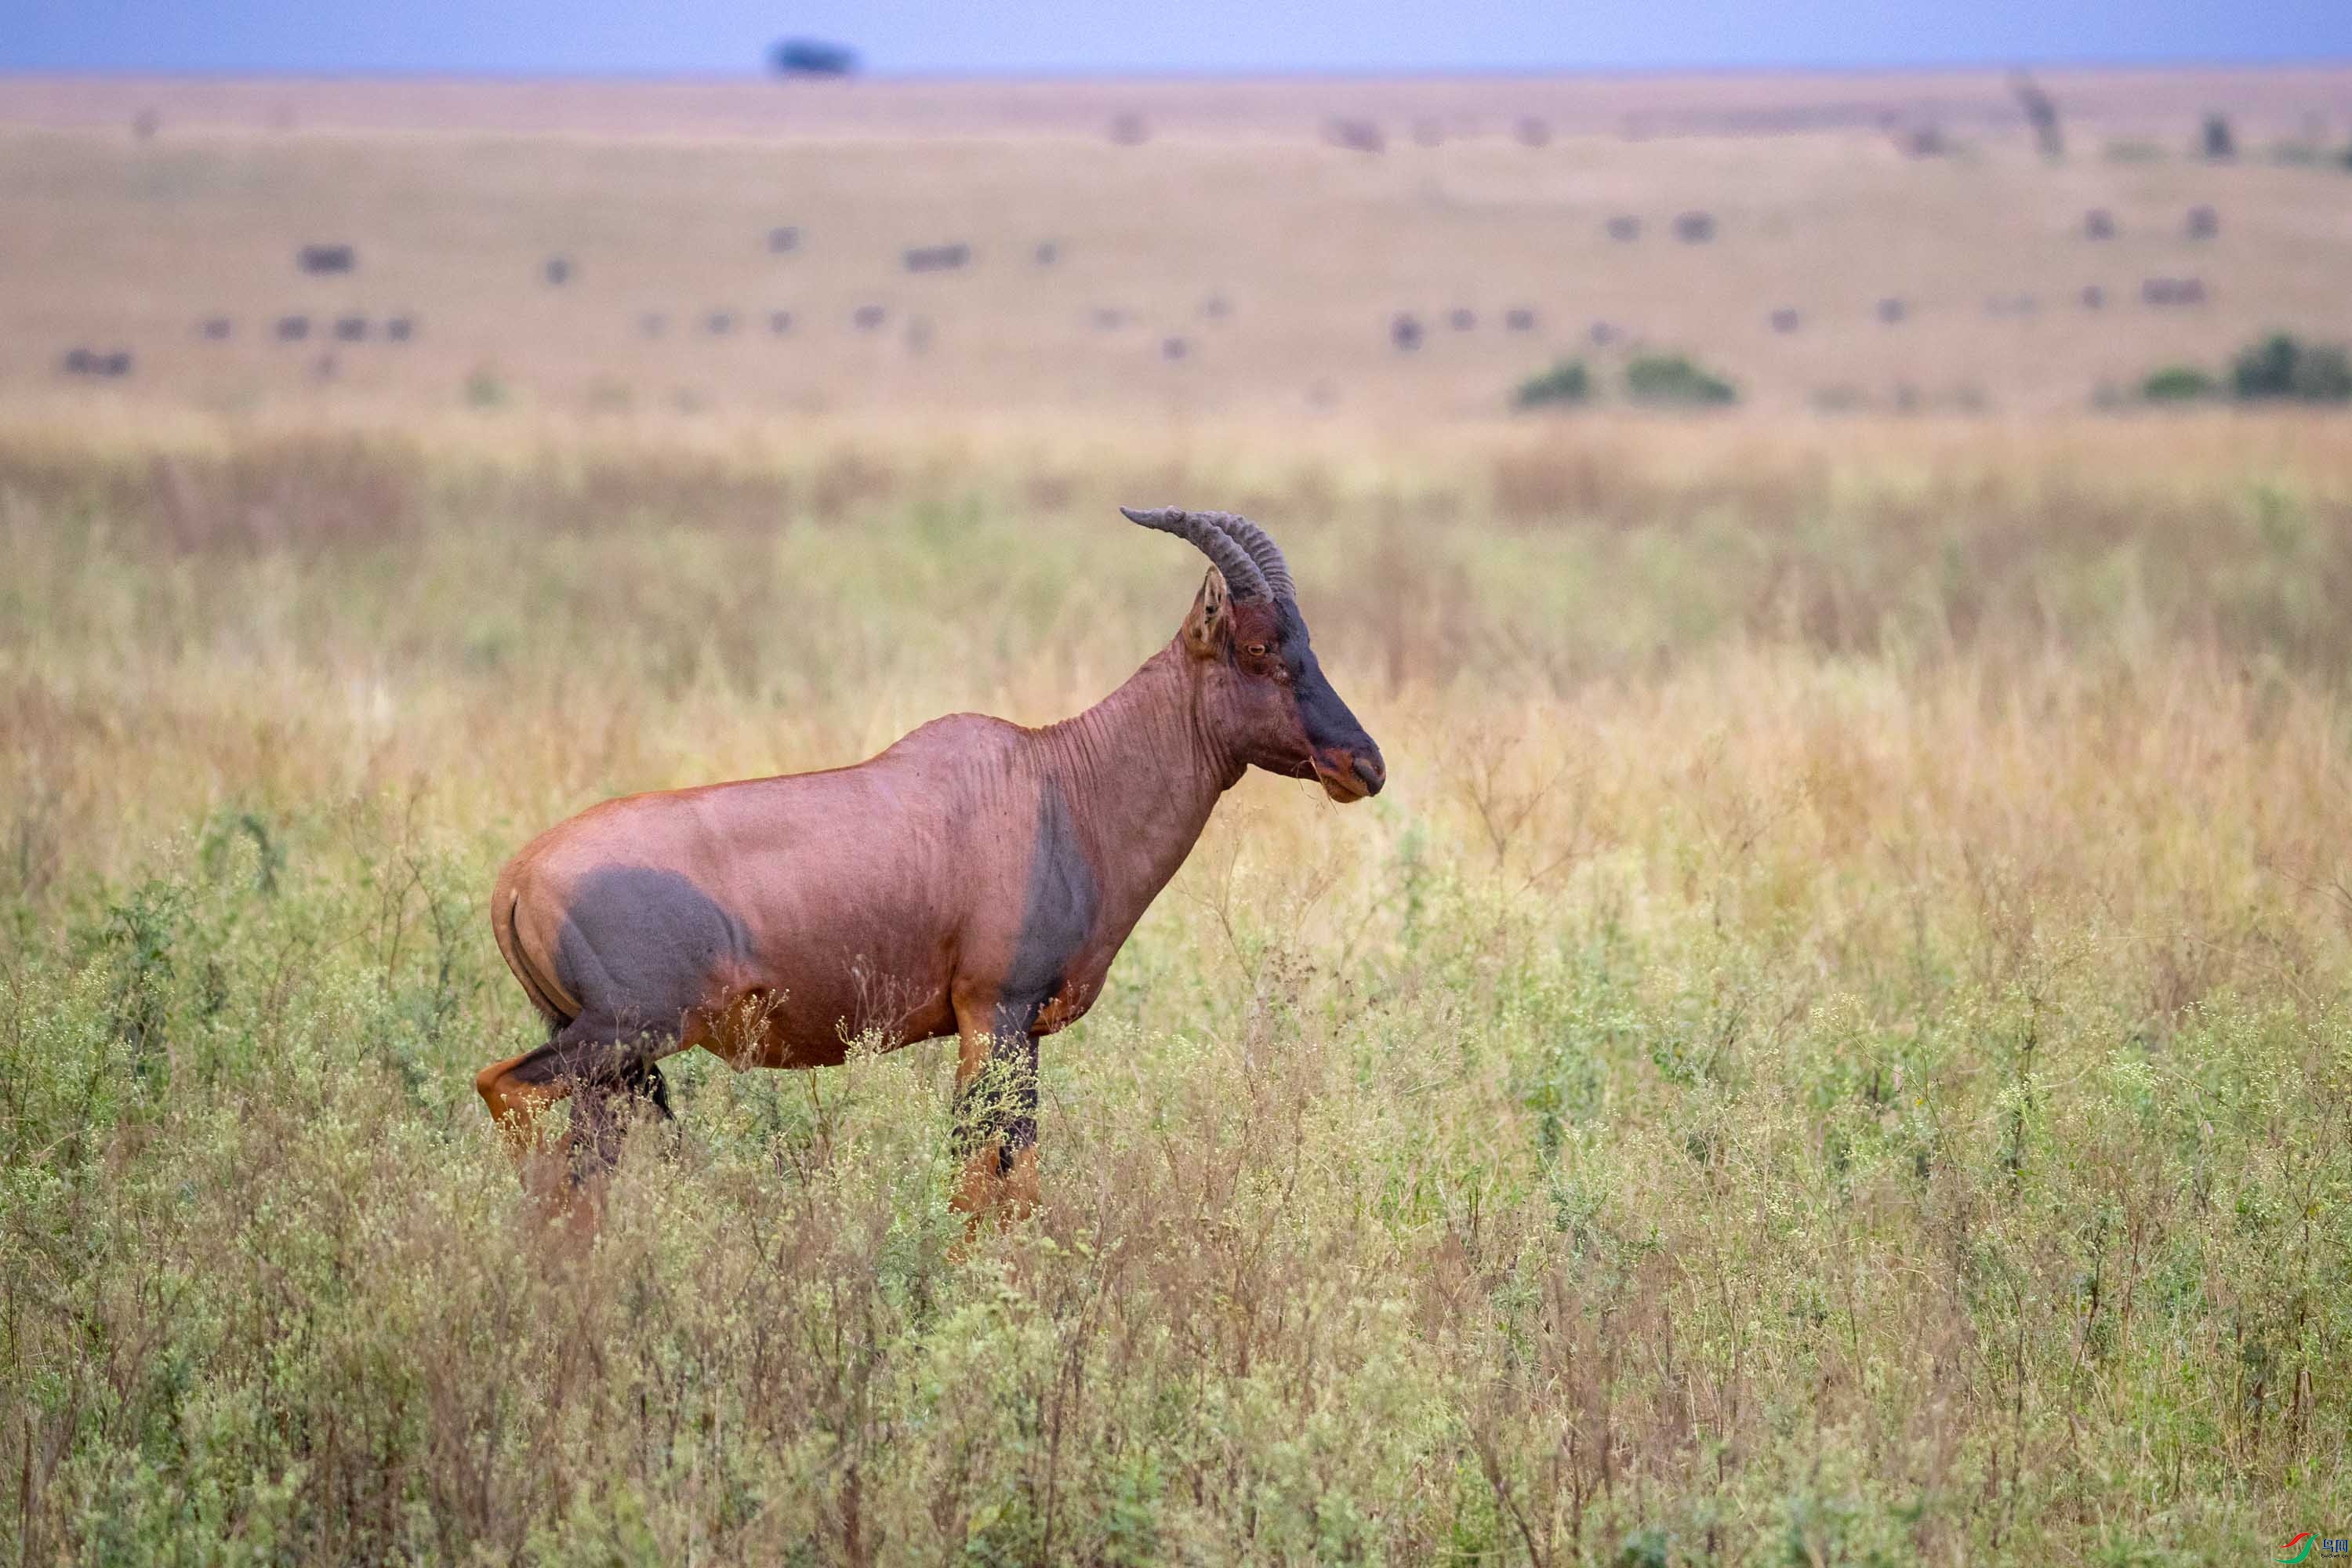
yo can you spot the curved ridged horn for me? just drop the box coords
[1120,506,1271,601]
[1197,511,1295,604]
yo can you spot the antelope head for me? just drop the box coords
[1122,506,1387,803]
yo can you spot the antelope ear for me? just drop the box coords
[1181,567,1230,659]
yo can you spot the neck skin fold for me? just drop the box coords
[1027,640,1238,931]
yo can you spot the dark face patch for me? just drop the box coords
[1276,603,1380,776]
[1210,599,1385,799]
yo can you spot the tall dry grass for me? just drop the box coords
[3,415,2350,1563]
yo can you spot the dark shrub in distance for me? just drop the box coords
[1513,360,1591,409]
[2232,333,2352,402]
[2141,365,2218,401]
[1625,353,1737,406]
[770,38,858,76]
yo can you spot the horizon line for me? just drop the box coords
[3,54,2349,85]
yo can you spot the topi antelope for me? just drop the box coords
[477,507,1386,1218]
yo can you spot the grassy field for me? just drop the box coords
[5,67,2352,1567]
[5,411,2352,1563]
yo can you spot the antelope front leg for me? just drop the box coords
[950,1004,1040,1226]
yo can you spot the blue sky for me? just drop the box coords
[7,0,2346,75]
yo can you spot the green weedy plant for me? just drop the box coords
[1624,352,1737,406]
[1511,359,1591,410]
[2230,332,2352,402]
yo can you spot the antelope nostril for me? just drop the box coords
[1352,754,1385,793]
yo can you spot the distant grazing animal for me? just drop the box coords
[1606,216,1641,241]
[1160,336,1189,361]
[1875,297,1907,325]
[1390,313,1423,351]
[275,315,311,342]
[296,244,356,275]
[2084,209,2117,241]
[1515,117,1550,147]
[477,508,1386,1220]
[1323,118,1385,154]
[768,310,793,336]
[1769,307,1801,333]
[333,316,368,342]
[1504,307,1536,332]
[902,243,971,274]
[853,304,887,331]
[199,317,233,340]
[2184,205,2219,240]
[544,256,573,285]
[1447,308,1475,332]
[1672,211,1716,243]
[384,316,416,343]
[59,347,132,377]
[1034,241,1060,266]
[2142,276,2207,307]
[2079,285,2105,310]
[768,226,800,254]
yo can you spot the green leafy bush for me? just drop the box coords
[1511,359,1591,409]
[2140,365,2220,402]
[2231,332,2352,402]
[1624,353,1737,406]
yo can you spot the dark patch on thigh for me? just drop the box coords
[999,779,1099,1018]
[555,865,748,1033]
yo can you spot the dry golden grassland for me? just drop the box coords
[2,66,2348,422]
[4,68,2352,1567]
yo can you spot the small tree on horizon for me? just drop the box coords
[770,38,859,77]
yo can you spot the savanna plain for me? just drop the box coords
[5,70,2352,1566]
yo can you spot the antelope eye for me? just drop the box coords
[1245,642,1269,659]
